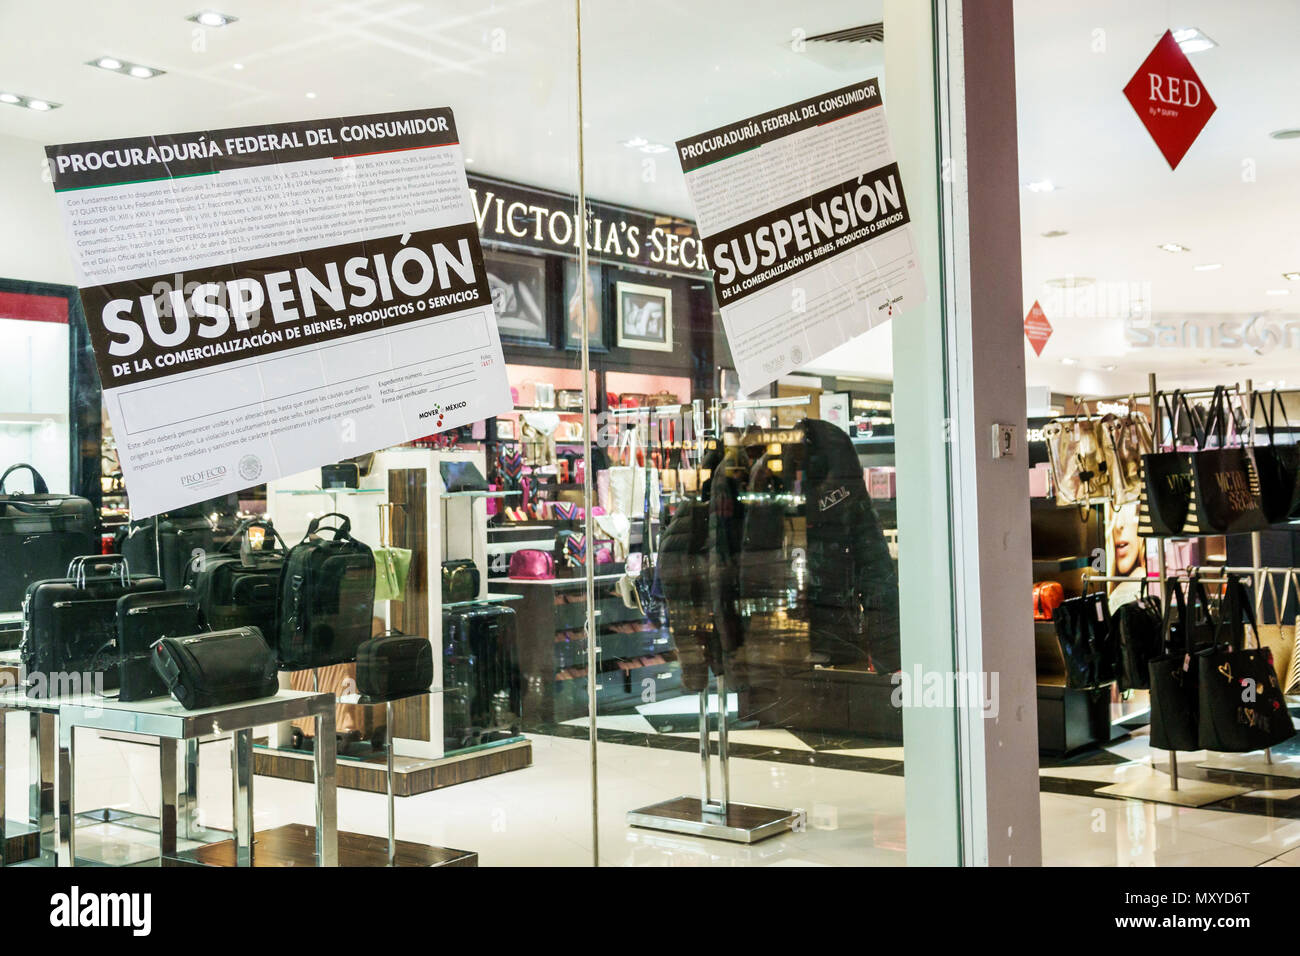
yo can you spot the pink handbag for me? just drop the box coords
[509,549,555,579]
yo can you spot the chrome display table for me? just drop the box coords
[0,689,338,866]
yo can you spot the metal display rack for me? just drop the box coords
[626,394,808,843]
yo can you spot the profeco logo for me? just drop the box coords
[49,886,151,936]
[179,466,226,487]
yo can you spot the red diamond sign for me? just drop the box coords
[1024,301,1052,357]
[1123,29,1217,170]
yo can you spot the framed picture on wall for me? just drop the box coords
[616,281,673,352]
[485,248,551,346]
[563,261,605,351]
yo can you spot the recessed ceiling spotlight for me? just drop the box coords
[1172,27,1217,54]
[464,157,474,164]
[1270,129,1300,140]
[232,62,244,70]
[89,57,166,79]
[1102,365,1117,371]
[1024,180,1056,193]
[188,10,237,27]
[305,92,317,99]
[621,137,648,149]
[1158,242,1190,253]
[1041,229,1068,238]
[1193,262,1222,271]
[1284,272,1300,281]
[1060,358,1078,366]
[1266,288,1291,296]
[0,92,61,111]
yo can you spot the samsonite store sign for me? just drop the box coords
[467,173,709,278]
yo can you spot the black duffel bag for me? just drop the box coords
[0,463,96,612]
[151,626,278,710]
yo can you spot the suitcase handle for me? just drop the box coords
[0,463,49,495]
[306,512,351,539]
[67,553,130,588]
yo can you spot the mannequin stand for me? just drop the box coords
[627,675,799,844]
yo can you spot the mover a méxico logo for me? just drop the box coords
[1126,315,1300,355]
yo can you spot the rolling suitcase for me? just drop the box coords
[0,463,97,612]
[120,515,220,590]
[116,589,204,702]
[20,555,163,698]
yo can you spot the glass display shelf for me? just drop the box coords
[442,593,524,609]
[276,487,387,496]
[440,489,521,499]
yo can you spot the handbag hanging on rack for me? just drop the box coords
[1251,389,1300,523]
[1100,400,1153,506]
[1137,390,1201,538]
[1049,578,1116,690]
[373,502,413,603]
[1196,575,1295,752]
[1112,581,1163,691]
[1043,404,1111,509]
[1187,386,1267,535]
[1147,575,1216,752]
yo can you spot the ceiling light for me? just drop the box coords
[1172,27,1217,54]
[622,137,648,149]
[1270,129,1300,141]
[1041,230,1068,238]
[1060,358,1077,366]
[89,57,165,79]
[306,92,317,99]
[188,10,237,27]
[464,157,474,164]
[1284,272,1300,281]
[1158,242,1190,253]
[1024,180,1056,193]
[1045,276,1095,289]
[232,62,244,70]
[1102,365,1117,371]
[640,143,670,154]
[1193,262,1222,271]
[1266,289,1290,296]
[0,92,60,111]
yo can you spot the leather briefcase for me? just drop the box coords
[116,589,204,702]
[0,463,97,612]
[151,626,279,710]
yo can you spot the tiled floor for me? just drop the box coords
[10,713,1300,866]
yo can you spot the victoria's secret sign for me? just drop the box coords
[467,173,709,277]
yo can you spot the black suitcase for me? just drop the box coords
[116,589,204,702]
[443,605,521,737]
[20,555,164,698]
[151,626,278,710]
[185,518,286,640]
[356,633,433,701]
[277,512,375,669]
[120,515,223,589]
[0,463,97,612]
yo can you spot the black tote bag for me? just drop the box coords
[1113,583,1162,691]
[1137,391,1199,537]
[1251,389,1300,524]
[1188,387,1267,535]
[1051,586,1115,690]
[1197,577,1297,753]
[1147,578,1216,752]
